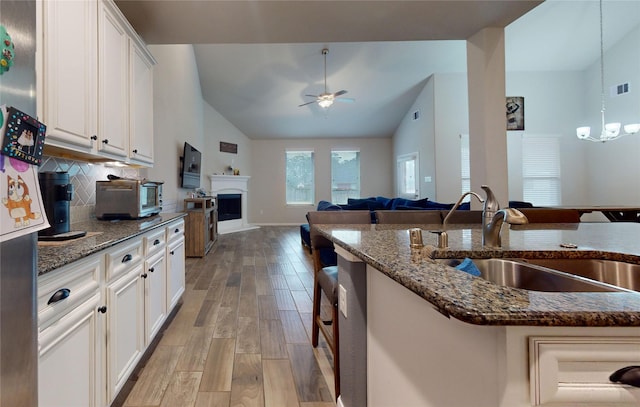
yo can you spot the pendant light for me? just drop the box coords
[576,0,639,142]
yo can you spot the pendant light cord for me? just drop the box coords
[599,0,606,134]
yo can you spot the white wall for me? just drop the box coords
[505,71,589,205]
[583,25,640,205]
[394,73,470,204]
[142,44,204,212]
[393,76,436,200]
[250,137,393,225]
[434,73,470,203]
[393,23,639,210]
[202,101,252,184]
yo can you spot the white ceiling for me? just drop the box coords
[117,0,640,140]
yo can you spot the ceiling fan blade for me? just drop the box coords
[298,100,317,107]
[333,90,348,97]
[304,94,319,98]
[335,97,355,103]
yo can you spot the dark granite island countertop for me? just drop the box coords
[37,213,187,275]
[314,222,640,327]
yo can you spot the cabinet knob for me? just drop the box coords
[141,273,148,279]
[149,267,155,273]
[170,250,175,255]
[153,239,160,246]
[47,288,71,305]
[97,306,107,314]
[90,135,97,141]
[122,254,133,263]
[132,149,138,154]
[174,228,179,233]
[102,139,109,144]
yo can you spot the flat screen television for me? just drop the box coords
[180,142,202,189]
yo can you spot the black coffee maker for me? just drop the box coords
[38,171,85,240]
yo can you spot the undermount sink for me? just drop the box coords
[523,258,640,292]
[438,258,624,293]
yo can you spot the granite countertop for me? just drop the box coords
[315,222,640,327]
[37,213,187,275]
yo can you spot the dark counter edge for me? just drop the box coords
[315,226,640,328]
[38,213,187,276]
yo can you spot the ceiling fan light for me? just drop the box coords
[576,126,591,139]
[623,123,640,135]
[318,99,333,108]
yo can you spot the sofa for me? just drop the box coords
[300,196,472,254]
[300,196,534,254]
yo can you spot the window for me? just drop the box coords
[331,150,360,204]
[522,136,561,206]
[460,134,470,196]
[285,150,314,205]
[396,153,419,199]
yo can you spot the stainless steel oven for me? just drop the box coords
[95,179,163,219]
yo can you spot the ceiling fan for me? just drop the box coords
[299,48,355,109]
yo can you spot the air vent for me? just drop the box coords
[610,82,630,97]
[412,110,420,121]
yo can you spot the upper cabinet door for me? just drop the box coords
[39,0,98,151]
[98,1,129,159]
[129,42,155,165]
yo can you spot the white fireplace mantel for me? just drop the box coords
[208,175,258,234]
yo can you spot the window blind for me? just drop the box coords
[522,136,561,206]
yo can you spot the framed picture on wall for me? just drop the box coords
[506,96,524,131]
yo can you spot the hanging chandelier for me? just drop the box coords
[576,0,639,142]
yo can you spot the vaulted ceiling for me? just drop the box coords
[117,0,640,140]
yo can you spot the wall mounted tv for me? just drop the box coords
[180,142,202,189]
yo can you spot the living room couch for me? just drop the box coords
[301,196,534,255]
[300,196,472,254]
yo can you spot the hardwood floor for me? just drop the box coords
[118,226,336,407]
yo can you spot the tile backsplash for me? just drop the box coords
[39,156,139,224]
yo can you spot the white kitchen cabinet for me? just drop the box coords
[529,336,640,406]
[38,0,155,166]
[37,255,104,407]
[104,238,144,402]
[363,262,640,407]
[129,38,156,165]
[38,0,98,153]
[143,228,167,345]
[39,293,104,407]
[38,219,185,407]
[144,251,166,345]
[97,0,129,160]
[166,220,186,310]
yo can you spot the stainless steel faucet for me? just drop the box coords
[436,185,528,248]
[483,207,528,247]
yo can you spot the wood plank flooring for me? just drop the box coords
[117,226,335,407]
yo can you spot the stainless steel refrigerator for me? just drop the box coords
[0,1,39,406]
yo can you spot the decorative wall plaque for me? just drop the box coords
[220,142,238,154]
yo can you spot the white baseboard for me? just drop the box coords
[337,395,344,407]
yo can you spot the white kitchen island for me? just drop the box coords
[318,223,640,407]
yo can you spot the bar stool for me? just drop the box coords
[307,210,371,399]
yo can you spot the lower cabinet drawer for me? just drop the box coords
[105,238,143,282]
[529,336,640,406]
[166,219,184,243]
[38,254,101,330]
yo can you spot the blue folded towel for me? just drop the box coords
[455,258,481,277]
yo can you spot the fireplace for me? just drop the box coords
[209,175,258,234]
[218,194,241,221]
